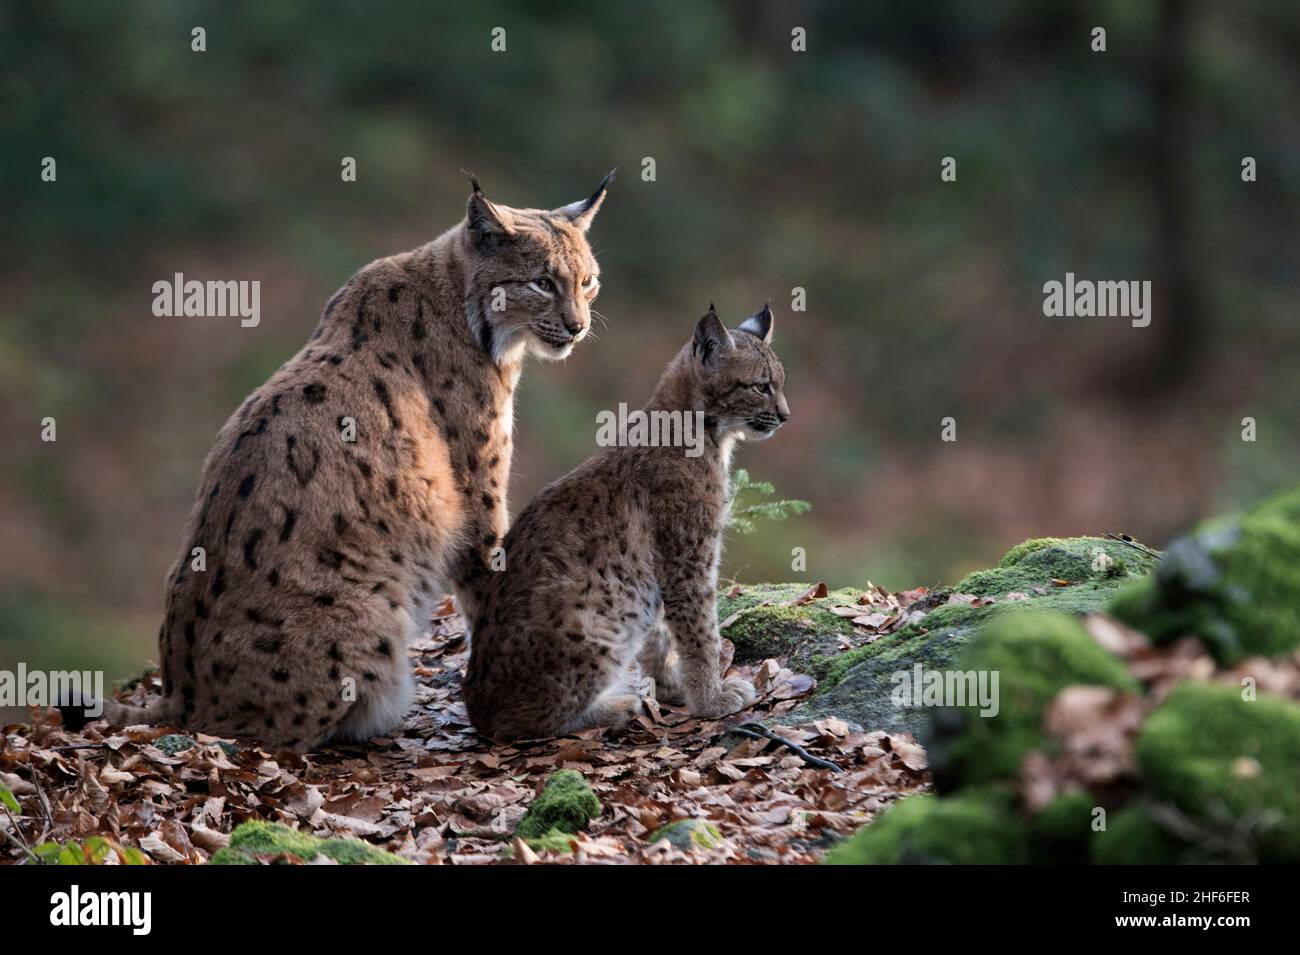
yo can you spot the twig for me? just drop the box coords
[1105,533,1162,559]
[30,771,54,843]
[731,723,842,773]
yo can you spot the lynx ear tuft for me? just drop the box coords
[693,309,733,367]
[737,302,774,343]
[465,177,512,251]
[555,168,616,231]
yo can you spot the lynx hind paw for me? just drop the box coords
[691,676,758,718]
[721,676,757,713]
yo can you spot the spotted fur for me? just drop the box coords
[106,174,613,749]
[464,304,790,740]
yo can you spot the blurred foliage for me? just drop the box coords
[0,1,1297,672]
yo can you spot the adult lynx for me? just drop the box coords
[81,173,614,750]
[465,304,790,740]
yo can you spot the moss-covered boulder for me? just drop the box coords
[208,821,411,865]
[516,770,601,840]
[717,583,871,678]
[1091,804,1186,865]
[522,828,578,854]
[825,791,1027,864]
[926,611,1140,792]
[649,818,724,851]
[791,609,982,737]
[152,734,196,755]
[1111,485,1300,663]
[958,536,1156,596]
[766,537,1154,736]
[1136,681,1300,862]
[1030,790,1098,864]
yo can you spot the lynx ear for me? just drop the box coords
[554,169,616,232]
[693,305,734,368]
[463,171,512,250]
[737,302,774,343]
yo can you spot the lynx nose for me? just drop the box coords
[561,313,584,337]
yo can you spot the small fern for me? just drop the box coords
[726,468,811,534]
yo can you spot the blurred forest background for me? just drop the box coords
[1,0,1297,693]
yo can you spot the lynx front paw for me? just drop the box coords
[692,676,757,718]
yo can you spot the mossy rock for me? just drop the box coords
[649,818,724,851]
[959,536,1157,597]
[790,611,981,737]
[1111,484,1300,663]
[153,734,196,755]
[1029,790,1098,864]
[523,828,578,854]
[1091,804,1187,865]
[716,583,869,678]
[1135,681,1300,862]
[516,770,601,840]
[208,821,411,865]
[824,791,1027,864]
[777,537,1154,736]
[926,611,1139,792]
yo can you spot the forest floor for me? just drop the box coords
[0,596,929,865]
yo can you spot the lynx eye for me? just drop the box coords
[531,277,556,294]
[752,382,772,396]
[582,275,596,288]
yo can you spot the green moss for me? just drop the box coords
[648,818,724,851]
[1111,485,1300,663]
[997,538,1055,567]
[740,538,1154,738]
[825,791,1027,864]
[516,770,601,840]
[1136,681,1300,862]
[798,614,980,736]
[959,536,1156,597]
[1091,804,1186,864]
[927,612,1139,792]
[523,828,577,854]
[1028,790,1098,863]
[208,821,411,865]
[821,600,986,690]
[716,583,867,676]
[207,847,259,865]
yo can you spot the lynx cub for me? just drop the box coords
[89,173,613,750]
[464,304,790,740]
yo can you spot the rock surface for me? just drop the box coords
[649,818,724,851]
[1111,484,1300,663]
[821,484,1300,864]
[722,536,1156,737]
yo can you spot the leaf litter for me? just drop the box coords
[1,596,930,865]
